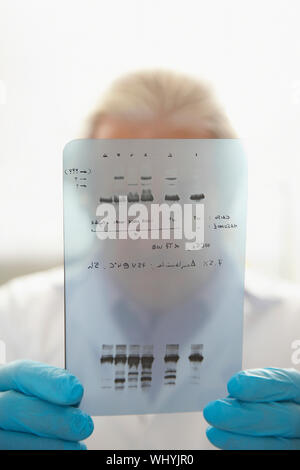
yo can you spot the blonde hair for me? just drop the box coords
[85,68,236,138]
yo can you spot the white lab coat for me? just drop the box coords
[0,266,299,449]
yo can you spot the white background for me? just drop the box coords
[0,0,299,284]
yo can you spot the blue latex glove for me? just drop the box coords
[0,360,94,450]
[203,368,300,450]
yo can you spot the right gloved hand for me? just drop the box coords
[0,360,94,450]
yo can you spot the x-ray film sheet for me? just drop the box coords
[63,139,247,416]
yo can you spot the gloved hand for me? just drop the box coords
[203,367,300,450]
[0,360,94,450]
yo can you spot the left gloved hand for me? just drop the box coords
[203,367,300,450]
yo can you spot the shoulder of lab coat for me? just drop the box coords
[0,267,65,367]
[243,269,300,370]
[0,266,299,449]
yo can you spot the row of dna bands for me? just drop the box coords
[100,343,204,390]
